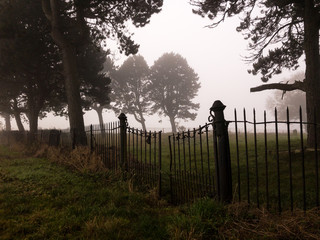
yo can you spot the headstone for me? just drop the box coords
[49,130,60,146]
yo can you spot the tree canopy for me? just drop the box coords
[112,55,151,131]
[0,0,63,136]
[149,53,200,133]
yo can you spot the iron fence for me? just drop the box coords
[127,127,162,195]
[89,122,121,171]
[168,124,217,204]
[2,100,320,213]
[230,107,320,213]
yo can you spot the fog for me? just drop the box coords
[9,0,304,131]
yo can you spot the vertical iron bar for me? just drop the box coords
[140,130,143,179]
[140,130,143,166]
[253,109,259,208]
[182,131,188,201]
[275,108,281,213]
[264,111,269,210]
[235,109,241,202]
[193,128,199,198]
[188,130,191,171]
[169,135,174,203]
[158,131,162,198]
[115,122,118,170]
[183,131,187,171]
[300,106,306,212]
[154,132,157,187]
[132,128,135,170]
[145,130,147,184]
[136,129,139,167]
[177,133,181,171]
[193,129,198,173]
[244,108,250,204]
[199,127,204,196]
[128,128,131,170]
[287,108,293,212]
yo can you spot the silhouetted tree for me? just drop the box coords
[0,0,63,139]
[42,0,163,145]
[149,53,200,133]
[192,0,320,145]
[112,55,150,131]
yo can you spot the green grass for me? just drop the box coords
[0,145,229,240]
[1,145,320,239]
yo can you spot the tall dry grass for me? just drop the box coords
[47,146,107,173]
[222,203,320,240]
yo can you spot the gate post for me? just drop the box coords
[210,100,232,203]
[118,113,127,171]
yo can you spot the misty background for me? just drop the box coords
[5,0,304,131]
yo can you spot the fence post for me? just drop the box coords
[210,100,232,203]
[118,113,127,171]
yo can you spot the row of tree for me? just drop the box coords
[0,0,200,135]
[110,53,200,133]
[0,0,163,143]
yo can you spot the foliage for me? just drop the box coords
[192,0,309,82]
[149,52,200,132]
[79,44,111,112]
[0,0,64,133]
[41,0,164,56]
[112,55,151,130]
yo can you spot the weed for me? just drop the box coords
[47,146,106,173]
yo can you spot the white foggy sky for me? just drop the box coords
[9,0,304,131]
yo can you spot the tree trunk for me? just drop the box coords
[27,108,39,144]
[304,0,320,146]
[169,115,177,133]
[133,111,147,131]
[4,113,11,131]
[42,0,87,145]
[13,111,25,132]
[94,106,105,133]
[139,111,146,131]
[61,46,87,145]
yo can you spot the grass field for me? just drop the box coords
[1,145,320,239]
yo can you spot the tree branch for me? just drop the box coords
[250,80,305,92]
